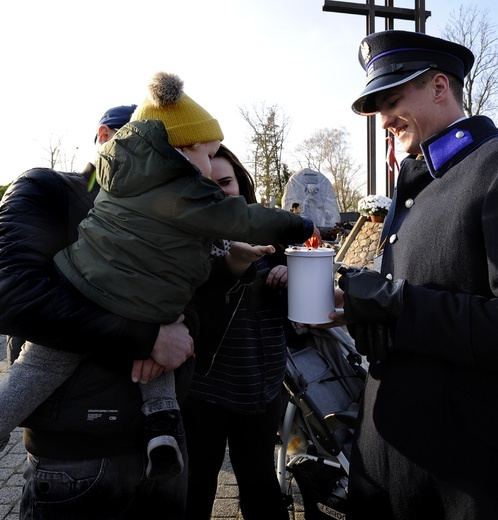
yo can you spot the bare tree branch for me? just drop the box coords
[295,127,364,212]
[442,4,498,117]
[239,103,290,204]
[42,135,80,172]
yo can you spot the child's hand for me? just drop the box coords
[131,358,166,384]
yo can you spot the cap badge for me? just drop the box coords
[361,41,371,67]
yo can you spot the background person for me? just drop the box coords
[0,104,196,520]
[290,202,302,214]
[87,104,138,187]
[183,144,291,520]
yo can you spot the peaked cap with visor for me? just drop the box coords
[352,30,475,116]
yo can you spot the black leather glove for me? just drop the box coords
[347,323,395,363]
[338,267,405,325]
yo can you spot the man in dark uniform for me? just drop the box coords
[325,31,498,519]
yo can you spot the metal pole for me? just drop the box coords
[322,0,431,196]
[366,0,376,195]
[385,0,395,197]
[416,0,426,32]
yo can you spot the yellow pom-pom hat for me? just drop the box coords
[131,71,224,147]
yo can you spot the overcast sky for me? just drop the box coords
[1,0,495,191]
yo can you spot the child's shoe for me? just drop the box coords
[144,409,184,480]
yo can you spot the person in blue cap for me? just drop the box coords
[312,30,498,519]
[86,104,137,184]
[94,104,138,143]
[0,103,196,519]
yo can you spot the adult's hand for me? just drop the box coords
[150,314,194,371]
[131,358,165,384]
[229,242,275,263]
[266,265,287,289]
[297,310,347,329]
[338,267,405,324]
[348,322,394,363]
[225,242,275,277]
[296,288,346,328]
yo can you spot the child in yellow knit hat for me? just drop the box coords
[0,71,319,481]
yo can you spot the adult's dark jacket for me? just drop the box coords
[0,166,197,458]
[348,116,498,519]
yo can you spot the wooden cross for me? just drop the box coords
[323,0,431,197]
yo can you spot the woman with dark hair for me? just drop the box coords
[183,144,291,519]
[210,143,258,203]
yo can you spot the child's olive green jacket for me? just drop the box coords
[55,119,313,324]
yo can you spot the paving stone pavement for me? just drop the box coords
[0,336,305,519]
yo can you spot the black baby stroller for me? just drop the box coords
[277,324,367,519]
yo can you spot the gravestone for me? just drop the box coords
[282,168,341,227]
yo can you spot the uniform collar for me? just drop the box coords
[421,116,498,178]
